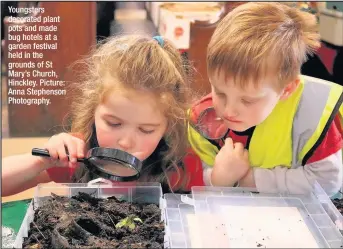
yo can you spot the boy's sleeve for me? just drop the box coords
[253,116,343,196]
[254,151,342,196]
[202,162,214,186]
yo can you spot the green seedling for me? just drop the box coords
[115,215,143,230]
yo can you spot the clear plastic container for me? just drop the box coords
[14,179,343,248]
[190,183,343,231]
[13,178,163,248]
[189,183,343,248]
[163,194,196,248]
[203,196,334,248]
[313,182,343,232]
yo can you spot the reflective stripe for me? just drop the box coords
[296,76,343,166]
[292,76,331,166]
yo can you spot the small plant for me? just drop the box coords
[115,215,143,230]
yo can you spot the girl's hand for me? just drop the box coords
[43,132,86,169]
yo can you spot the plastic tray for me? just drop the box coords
[164,183,342,248]
[14,179,343,248]
[13,178,164,248]
[313,182,343,233]
[203,196,337,248]
[189,183,343,248]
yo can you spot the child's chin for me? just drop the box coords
[227,122,251,132]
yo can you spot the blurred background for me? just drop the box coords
[1,1,342,140]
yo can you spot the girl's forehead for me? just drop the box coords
[101,89,167,123]
[109,88,160,105]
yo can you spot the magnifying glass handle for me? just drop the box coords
[32,148,85,163]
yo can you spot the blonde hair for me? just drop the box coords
[69,35,193,191]
[207,2,320,89]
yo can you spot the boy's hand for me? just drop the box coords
[211,138,250,186]
[42,132,86,169]
[238,168,256,188]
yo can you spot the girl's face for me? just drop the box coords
[94,88,168,161]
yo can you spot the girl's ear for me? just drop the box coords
[280,77,301,100]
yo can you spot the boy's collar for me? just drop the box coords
[231,126,256,136]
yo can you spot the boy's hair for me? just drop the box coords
[207,2,320,89]
[68,35,193,191]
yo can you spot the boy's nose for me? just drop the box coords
[224,104,239,118]
[117,136,134,152]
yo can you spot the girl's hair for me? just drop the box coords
[69,34,193,192]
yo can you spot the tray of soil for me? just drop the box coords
[333,198,343,216]
[313,183,343,235]
[331,189,343,216]
[14,179,166,249]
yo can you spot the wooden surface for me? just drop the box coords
[188,2,245,96]
[2,188,35,203]
[4,2,96,137]
[188,21,217,96]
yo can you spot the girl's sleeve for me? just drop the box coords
[168,149,205,192]
[46,167,76,183]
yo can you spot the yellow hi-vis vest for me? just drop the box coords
[188,76,343,169]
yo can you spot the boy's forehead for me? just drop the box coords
[210,70,277,93]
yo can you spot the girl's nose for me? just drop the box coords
[117,135,134,152]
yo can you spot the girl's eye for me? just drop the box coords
[107,121,121,127]
[139,128,155,134]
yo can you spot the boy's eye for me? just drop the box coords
[241,99,255,105]
[139,128,155,134]
[216,92,226,98]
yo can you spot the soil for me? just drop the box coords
[22,193,164,249]
[332,198,343,216]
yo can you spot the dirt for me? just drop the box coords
[22,193,164,249]
[332,198,343,216]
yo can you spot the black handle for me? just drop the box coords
[32,148,85,163]
[32,148,51,157]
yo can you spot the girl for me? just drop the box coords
[3,35,204,196]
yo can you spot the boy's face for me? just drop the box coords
[210,71,297,132]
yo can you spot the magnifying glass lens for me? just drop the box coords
[198,108,228,139]
[88,157,138,177]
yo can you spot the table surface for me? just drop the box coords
[2,199,31,248]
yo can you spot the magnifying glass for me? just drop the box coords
[32,147,143,181]
[195,107,230,144]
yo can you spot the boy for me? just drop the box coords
[188,2,343,195]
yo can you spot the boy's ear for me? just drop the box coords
[280,77,300,100]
